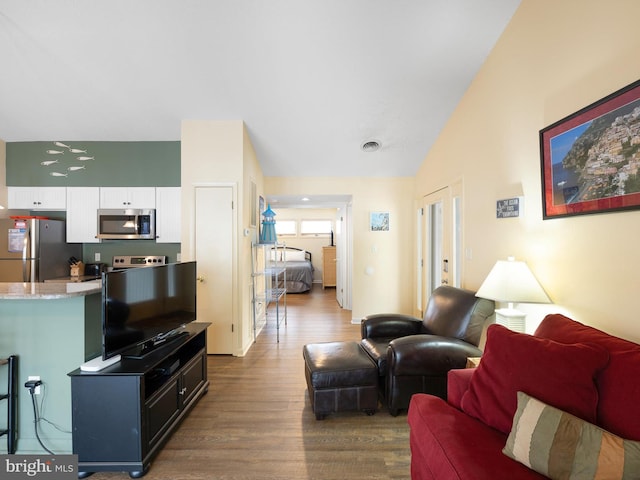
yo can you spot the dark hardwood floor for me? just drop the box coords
[91,285,411,479]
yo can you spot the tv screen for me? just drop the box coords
[102,261,197,360]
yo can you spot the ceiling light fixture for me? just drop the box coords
[361,140,381,152]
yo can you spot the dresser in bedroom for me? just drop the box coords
[322,246,336,289]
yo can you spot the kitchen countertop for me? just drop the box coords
[44,275,102,283]
[0,281,101,299]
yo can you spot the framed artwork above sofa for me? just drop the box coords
[540,78,640,219]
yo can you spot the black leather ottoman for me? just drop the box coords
[303,341,378,420]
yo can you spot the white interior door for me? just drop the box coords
[421,183,462,312]
[424,190,447,296]
[334,208,344,307]
[195,186,234,354]
[334,202,352,310]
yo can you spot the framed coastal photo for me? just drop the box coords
[250,182,257,227]
[258,195,265,236]
[370,211,390,231]
[540,79,640,219]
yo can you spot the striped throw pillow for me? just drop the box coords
[503,392,640,479]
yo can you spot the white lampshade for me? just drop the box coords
[476,257,551,332]
[476,257,551,304]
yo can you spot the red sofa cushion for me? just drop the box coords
[447,367,474,409]
[408,394,547,480]
[460,324,608,434]
[535,313,640,440]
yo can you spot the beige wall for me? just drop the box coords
[415,0,640,341]
[266,176,415,319]
[181,120,261,355]
[242,125,264,348]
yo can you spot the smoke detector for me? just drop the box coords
[361,140,381,152]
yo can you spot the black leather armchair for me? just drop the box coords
[360,285,495,415]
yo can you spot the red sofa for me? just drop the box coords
[407,314,640,479]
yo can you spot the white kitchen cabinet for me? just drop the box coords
[8,187,67,210]
[155,187,181,243]
[99,187,156,209]
[66,187,100,243]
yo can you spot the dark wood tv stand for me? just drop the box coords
[68,322,210,478]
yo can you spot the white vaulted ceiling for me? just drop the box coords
[0,0,521,177]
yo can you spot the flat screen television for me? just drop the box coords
[102,261,197,360]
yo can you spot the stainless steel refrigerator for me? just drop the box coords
[0,218,82,282]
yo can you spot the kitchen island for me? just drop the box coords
[0,281,102,454]
[0,280,101,299]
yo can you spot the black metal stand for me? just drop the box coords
[0,355,18,454]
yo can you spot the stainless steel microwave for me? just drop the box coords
[97,209,156,240]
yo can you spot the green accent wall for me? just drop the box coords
[0,293,101,453]
[6,142,182,262]
[6,141,180,187]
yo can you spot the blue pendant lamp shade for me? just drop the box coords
[260,204,278,244]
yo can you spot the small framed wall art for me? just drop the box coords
[258,195,265,236]
[250,182,257,227]
[370,211,390,231]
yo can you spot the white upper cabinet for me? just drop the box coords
[99,187,156,209]
[66,187,100,243]
[7,186,178,244]
[155,187,181,243]
[8,187,67,210]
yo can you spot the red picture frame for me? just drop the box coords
[540,79,640,219]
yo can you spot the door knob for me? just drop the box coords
[197,275,205,283]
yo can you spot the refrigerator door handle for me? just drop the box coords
[22,259,30,282]
[22,227,32,282]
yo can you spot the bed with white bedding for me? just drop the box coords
[279,247,314,293]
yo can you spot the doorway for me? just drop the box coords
[334,204,351,309]
[265,196,353,311]
[420,182,463,313]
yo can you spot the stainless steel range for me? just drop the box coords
[112,255,168,269]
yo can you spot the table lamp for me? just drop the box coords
[475,256,551,332]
